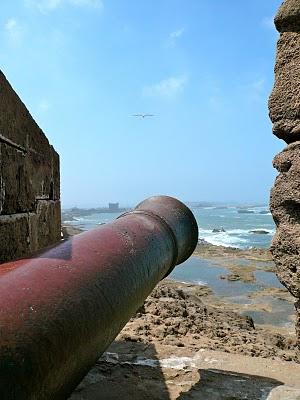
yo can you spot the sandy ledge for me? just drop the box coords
[69,279,299,400]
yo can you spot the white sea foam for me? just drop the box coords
[171,279,208,287]
[198,227,275,248]
[66,205,275,249]
[198,230,247,248]
[195,280,208,286]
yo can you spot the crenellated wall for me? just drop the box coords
[269,0,300,350]
[0,71,61,263]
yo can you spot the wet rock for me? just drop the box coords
[249,230,269,235]
[224,273,241,281]
[198,238,210,245]
[212,228,226,233]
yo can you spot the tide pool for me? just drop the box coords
[169,257,294,328]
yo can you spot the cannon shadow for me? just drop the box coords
[69,340,170,400]
[69,341,284,400]
[38,237,74,261]
[178,369,283,400]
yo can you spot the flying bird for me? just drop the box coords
[132,113,155,118]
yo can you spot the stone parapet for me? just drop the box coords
[0,71,61,263]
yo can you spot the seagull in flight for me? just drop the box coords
[132,113,155,118]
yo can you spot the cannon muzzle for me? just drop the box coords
[0,195,198,399]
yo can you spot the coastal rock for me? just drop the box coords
[0,71,61,263]
[198,238,210,245]
[222,273,240,281]
[269,0,300,352]
[212,228,226,233]
[118,281,298,362]
[249,230,269,235]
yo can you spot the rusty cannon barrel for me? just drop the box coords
[0,195,198,400]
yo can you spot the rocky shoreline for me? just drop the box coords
[117,279,298,363]
[69,280,299,399]
[63,224,300,399]
[62,224,298,362]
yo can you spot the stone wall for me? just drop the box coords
[269,0,300,350]
[0,71,61,263]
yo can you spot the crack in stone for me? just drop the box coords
[0,134,27,155]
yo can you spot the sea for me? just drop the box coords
[62,204,275,250]
[62,204,296,328]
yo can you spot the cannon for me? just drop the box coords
[0,195,198,400]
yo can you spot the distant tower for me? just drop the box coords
[109,202,119,212]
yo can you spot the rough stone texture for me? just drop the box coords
[270,143,300,299]
[275,0,300,33]
[269,2,300,143]
[269,0,300,352]
[0,70,61,263]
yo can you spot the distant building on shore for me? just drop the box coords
[109,203,119,212]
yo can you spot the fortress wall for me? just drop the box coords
[269,0,300,350]
[0,71,61,263]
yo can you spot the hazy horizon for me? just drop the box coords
[62,198,270,210]
[1,0,284,206]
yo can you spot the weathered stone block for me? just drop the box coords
[29,200,61,252]
[0,214,30,262]
[269,0,300,352]
[0,71,49,152]
[270,144,300,298]
[0,70,61,263]
[1,143,33,214]
[275,0,300,33]
[269,32,300,143]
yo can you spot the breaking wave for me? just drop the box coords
[198,228,275,249]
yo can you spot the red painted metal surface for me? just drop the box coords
[0,195,198,400]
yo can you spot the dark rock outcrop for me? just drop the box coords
[212,228,226,233]
[0,71,61,263]
[249,230,269,235]
[269,0,300,352]
[274,0,300,33]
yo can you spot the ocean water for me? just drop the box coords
[170,257,294,328]
[63,212,124,232]
[193,206,274,249]
[62,206,293,327]
[63,205,275,249]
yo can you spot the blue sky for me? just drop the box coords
[1,0,283,207]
